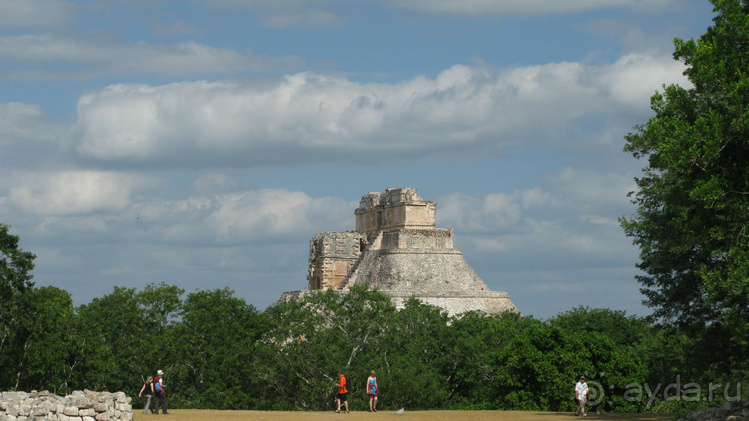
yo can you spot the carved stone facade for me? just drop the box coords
[281,188,517,316]
[355,188,437,233]
[307,231,364,289]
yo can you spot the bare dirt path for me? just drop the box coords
[133,409,673,421]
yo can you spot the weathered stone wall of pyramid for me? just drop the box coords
[346,244,487,293]
[342,228,517,315]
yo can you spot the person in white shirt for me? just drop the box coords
[575,376,589,416]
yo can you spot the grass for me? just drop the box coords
[133,409,674,421]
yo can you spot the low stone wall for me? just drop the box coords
[0,390,132,421]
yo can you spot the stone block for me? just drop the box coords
[78,408,95,417]
[6,405,19,417]
[30,407,48,417]
[92,404,108,413]
[63,407,79,416]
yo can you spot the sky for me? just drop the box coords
[0,0,717,319]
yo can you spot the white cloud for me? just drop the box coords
[6,171,148,216]
[438,191,527,233]
[390,0,683,16]
[0,0,75,29]
[208,0,345,27]
[152,21,198,37]
[1,177,352,246]
[152,189,351,245]
[0,102,55,145]
[191,173,258,194]
[68,53,689,167]
[598,53,687,107]
[437,168,636,271]
[0,168,641,315]
[0,35,305,80]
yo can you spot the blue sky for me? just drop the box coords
[0,0,716,318]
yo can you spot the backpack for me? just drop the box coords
[154,379,163,392]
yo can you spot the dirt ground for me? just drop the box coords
[133,409,674,421]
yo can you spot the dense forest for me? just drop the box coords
[0,246,745,414]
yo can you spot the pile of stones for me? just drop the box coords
[0,389,132,421]
[678,401,749,421]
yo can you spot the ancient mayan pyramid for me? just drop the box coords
[280,187,517,316]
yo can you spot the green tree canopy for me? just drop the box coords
[171,287,266,409]
[0,224,37,388]
[621,0,749,359]
[0,224,35,294]
[13,286,77,393]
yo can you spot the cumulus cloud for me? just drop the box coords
[5,171,148,216]
[67,53,688,168]
[207,0,688,21]
[150,189,351,245]
[0,165,640,315]
[208,0,345,27]
[437,168,636,268]
[191,173,258,195]
[0,0,75,29]
[0,102,55,144]
[598,53,687,106]
[1,184,353,306]
[0,102,66,169]
[0,172,352,247]
[152,21,199,37]
[389,0,684,16]
[0,35,305,80]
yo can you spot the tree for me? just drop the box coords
[547,308,650,412]
[73,287,145,391]
[380,298,451,410]
[255,285,396,411]
[255,296,333,410]
[0,224,36,389]
[12,287,77,393]
[171,288,266,409]
[71,283,183,393]
[0,224,35,297]
[620,0,749,359]
[136,282,185,382]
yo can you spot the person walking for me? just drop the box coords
[138,376,155,414]
[153,369,169,415]
[366,370,379,412]
[335,370,350,414]
[575,376,589,417]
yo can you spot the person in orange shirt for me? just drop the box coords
[335,370,350,413]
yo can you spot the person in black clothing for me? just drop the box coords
[138,376,155,414]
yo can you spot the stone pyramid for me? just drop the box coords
[281,187,517,316]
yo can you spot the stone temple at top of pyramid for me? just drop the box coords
[280,187,517,316]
